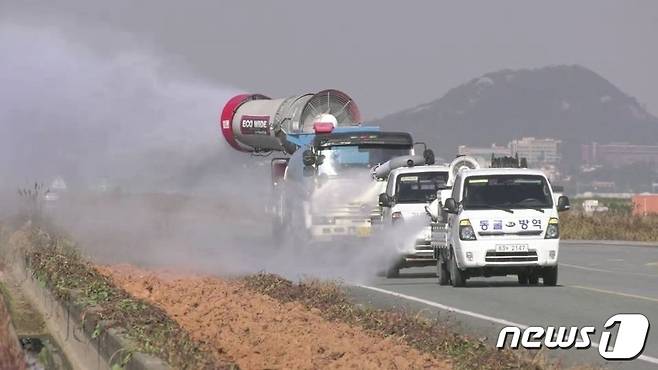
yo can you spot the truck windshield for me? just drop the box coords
[462,175,553,210]
[317,145,410,176]
[396,172,449,203]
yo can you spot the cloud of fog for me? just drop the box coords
[1,22,430,285]
[48,175,430,285]
[0,22,271,269]
[0,23,240,192]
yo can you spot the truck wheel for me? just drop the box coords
[437,258,450,286]
[449,251,466,287]
[542,266,558,286]
[517,273,529,285]
[385,264,400,278]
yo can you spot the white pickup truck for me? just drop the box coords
[378,165,450,277]
[431,168,570,287]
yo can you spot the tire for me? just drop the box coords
[517,273,529,285]
[528,274,539,285]
[449,250,466,287]
[385,266,399,278]
[437,257,450,286]
[543,266,558,286]
[385,263,400,278]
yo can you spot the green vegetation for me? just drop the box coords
[5,226,231,370]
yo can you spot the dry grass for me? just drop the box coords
[561,213,658,242]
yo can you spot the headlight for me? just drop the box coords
[545,218,559,239]
[459,219,477,240]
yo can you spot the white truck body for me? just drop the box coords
[275,130,417,246]
[379,165,450,276]
[305,176,386,241]
[432,168,570,287]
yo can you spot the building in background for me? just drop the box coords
[456,138,562,170]
[457,144,511,157]
[582,142,658,168]
[457,144,511,167]
[509,137,561,167]
[539,164,560,182]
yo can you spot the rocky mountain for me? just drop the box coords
[372,65,658,167]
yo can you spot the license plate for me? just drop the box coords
[495,244,528,252]
[356,226,371,237]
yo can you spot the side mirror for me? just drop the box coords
[379,193,392,207]
[303,166,315,177]
[302,149,315,166]
[557,196,570,212]
[444,198,458,214]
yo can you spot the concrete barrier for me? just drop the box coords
[0,291,26,370]
[10,256,170,370]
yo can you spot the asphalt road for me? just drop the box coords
[44,196,658,368]
[350,241,658,370]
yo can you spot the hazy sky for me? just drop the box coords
[2,0,658,119]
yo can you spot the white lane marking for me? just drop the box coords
[357,284,658,366]
[562,263,658,278]
[358,284,528,328]
[569,285,658,303]
[562,241,658,248]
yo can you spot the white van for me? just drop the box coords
[436,168,570,287]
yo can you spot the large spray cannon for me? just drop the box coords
[220,89,420,244]
[220,89,361,154]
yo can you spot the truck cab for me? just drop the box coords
[378,165,450,277]
[279,130,415,245]
[435,168,570,287]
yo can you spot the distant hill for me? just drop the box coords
[371,65,658,167]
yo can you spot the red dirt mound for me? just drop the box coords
[98,265,451,370]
